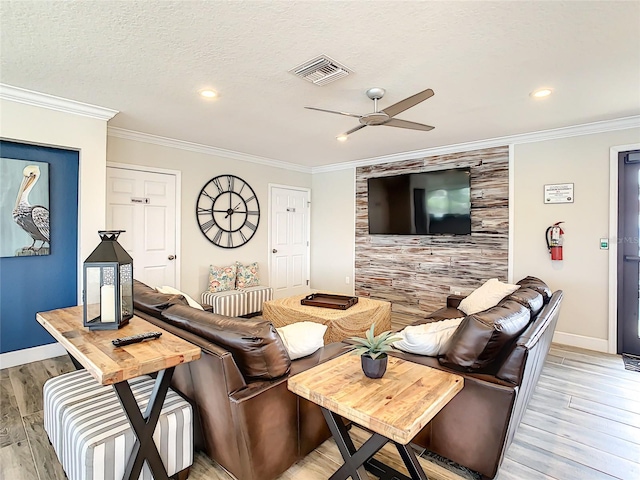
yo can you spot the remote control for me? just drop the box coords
[112,331,162,347]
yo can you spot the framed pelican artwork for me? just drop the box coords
[0,157,50,257]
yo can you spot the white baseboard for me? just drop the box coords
[0,342,67,369]
[552,331,609,353]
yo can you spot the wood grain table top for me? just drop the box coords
[36,306,201,385]
[288,353,463,444]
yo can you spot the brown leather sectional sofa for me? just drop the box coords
[132,280,348,480]
[389,276,563,479]
[132,277,562,480]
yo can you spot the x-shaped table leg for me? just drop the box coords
[321,407,429,480]
[112,367,175,480]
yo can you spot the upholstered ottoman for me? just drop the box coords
[241,285,273,316]
[201,289,248,317]
[43,369,192,480]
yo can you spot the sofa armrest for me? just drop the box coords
[446,294,466,309]
[227,378,299,480]
[412,373,517,479]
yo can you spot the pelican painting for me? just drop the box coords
[1,158,50,257]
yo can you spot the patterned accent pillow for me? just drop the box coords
[208,264,236,292]
[236,262,260,289]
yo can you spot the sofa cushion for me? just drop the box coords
[440,300,531,372]
[235,261,260,288]
[458,278,520,315]
[502,287,544,316]
[516,276,552,303]
[208,264,237,292]
[161,304,291,380]
[133,280,189,316]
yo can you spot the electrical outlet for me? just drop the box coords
[345,276,350,284]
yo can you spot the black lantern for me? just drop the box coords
[83,230,133,330]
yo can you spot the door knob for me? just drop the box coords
[168,255,176,260]
[272,249,278,253]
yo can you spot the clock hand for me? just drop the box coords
[224,203,243,218]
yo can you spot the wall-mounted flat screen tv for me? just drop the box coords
[367,168,471,235]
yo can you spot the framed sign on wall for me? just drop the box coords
[544,183,574,204]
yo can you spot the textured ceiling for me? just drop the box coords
[1,1,639,168]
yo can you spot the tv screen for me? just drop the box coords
[367,168,471,235]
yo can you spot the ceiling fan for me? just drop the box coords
[305,87,435,139]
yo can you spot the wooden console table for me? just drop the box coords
[36,306,201,480]
[288,353,463,479]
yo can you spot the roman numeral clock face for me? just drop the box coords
[196,175,260,248]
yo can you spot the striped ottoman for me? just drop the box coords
[240,285,273,315]
[201,289,247,317]
[43,369,192,480]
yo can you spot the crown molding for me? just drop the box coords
[107,127,312,174]
[311,115,640,173]
[0,84,118,121]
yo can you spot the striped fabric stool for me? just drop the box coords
[240,285,273,315]
[201,289,247,317]
[43,369,192,480]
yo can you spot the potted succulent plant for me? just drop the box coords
[349,324,402,379]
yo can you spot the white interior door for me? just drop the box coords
[270,186,310,298]
[106,166,178,288]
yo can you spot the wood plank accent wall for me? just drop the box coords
[355,146,509,324]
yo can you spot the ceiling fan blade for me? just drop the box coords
[304,107,362,118]
[383,118,434,131]
[382,88,434,118]
[342,124,367,136]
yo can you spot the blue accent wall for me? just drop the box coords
[0,141,79,353]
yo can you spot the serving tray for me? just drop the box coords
[300,293,359,310]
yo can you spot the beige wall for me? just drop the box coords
[0,99,108,302]
[106,136,311,299]
[310,169,356,294]
[513,128,640,350]
[310,128,640,352]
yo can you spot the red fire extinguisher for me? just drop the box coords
[546,222,565,260]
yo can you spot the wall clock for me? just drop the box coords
[196,175,260,248]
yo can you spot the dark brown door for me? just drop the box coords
[618,150,640,355]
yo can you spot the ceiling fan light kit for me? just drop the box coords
[306,87,435,138]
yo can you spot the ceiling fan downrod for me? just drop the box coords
[366,87,385,113]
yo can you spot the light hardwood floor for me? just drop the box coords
[1,344,638,480]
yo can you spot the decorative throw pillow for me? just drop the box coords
[393,317,464,356]
[276,322,327,360]
[236,261,260,289]
[208,264,236,292]
[156,286,204,311]
[458,278,520,315]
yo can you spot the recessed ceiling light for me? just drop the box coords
[336,134,348,142]
[531,88,553,98]
[199,89,218,99]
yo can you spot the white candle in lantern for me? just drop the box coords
[101,284,116,322]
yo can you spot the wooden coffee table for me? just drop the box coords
[36,306,201,480]
[263,294,391,343]
[288,353,463,480]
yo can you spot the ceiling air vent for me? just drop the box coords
[289,55,352,86]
